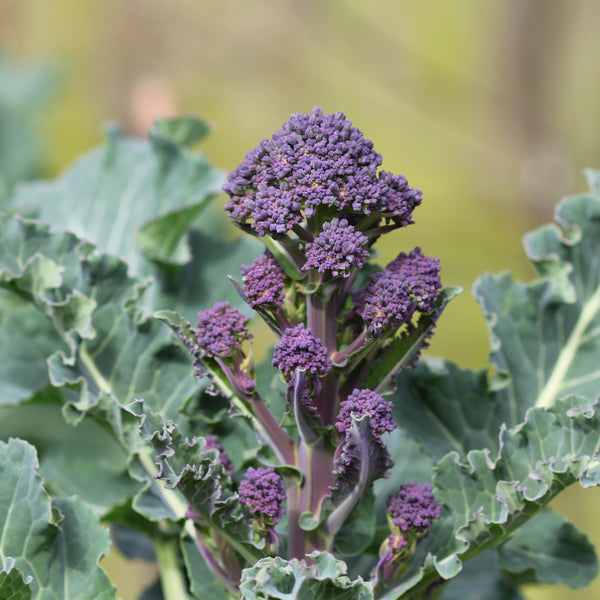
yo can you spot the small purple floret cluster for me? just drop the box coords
[194,301,252,357]
[303,218,369,278]
[356,247,441,333]
[272,323,332,383]
[387,482,442,534]
[239,466,286,523]
[241,252,286,308]
[223,107,422,236]
[336,389,396,438]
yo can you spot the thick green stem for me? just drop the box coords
[154,537,190,600]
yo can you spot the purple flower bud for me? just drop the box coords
[356,247,441,333]
[241,252,286,308]
[238,466,286,523]
[272,323,332,382]
[194,301,252,357]
[370,171,422,225]
[387,482,442,535]
[203,434,234,476]
[303,218,369,279]
[223,107,386,235]
[336,389,396,438]
[386,247,441,314]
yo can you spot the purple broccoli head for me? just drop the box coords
[272,323,332,383]
[387,482,442,535]
[241,252,286,308]
[223,107,421,236]
[303,218,369,279]
[356,247,441,333]
[238,466,286,523]
[194,301,252,357]
[336,389,396,439]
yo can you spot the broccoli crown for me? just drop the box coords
[241,251,286,308]
[272,323,332,382]
[238,466,286,523]
[303,217,369,279]
[223,107,421,236]
[387,482,442,534]
[335,389,396,438]
[356,247,442,333]
[194,301,252,357]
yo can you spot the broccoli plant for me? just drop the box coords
[1,108,600,600]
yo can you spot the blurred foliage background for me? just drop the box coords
[2,1,600,598]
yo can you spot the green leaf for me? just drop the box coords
[239,551,374,600]
[0,395,142,517]
[439,551,524,600]
[0,213,200,432]
[0,558,32,600]
[391,361,508,460]
[0,56,55,196]
[155,229,262,322]
[497,508,598,589]
[128,400,262,564]
[10,119,223,273]
[474,190,600,417]
[378,395,600,600]
[149,115,212,149]
[364,286,461,393]
[334,489,376,557]
[180,532,235,600]
[0,439,116,599]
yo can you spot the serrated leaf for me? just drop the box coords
[10,119,222,273]
[0,213,199,433]
[474,191,600,417]
[497,508,598,589]
[378,395,600,600]
[0,558,32,600]
[239,551,374,600]
[0,439,116,599]
[128,401,262,564]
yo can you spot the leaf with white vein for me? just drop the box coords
[0,439,116,599]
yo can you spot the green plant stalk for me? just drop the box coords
[154,536,191,600]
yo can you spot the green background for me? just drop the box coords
[3,1,600,598]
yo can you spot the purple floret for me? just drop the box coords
[303,218,369,278]
[195,301,252,357]
[239,466,286,523]
[241,252,286,308]
[203,434,234,476]
[223,107,385,235]
[272,323,332,382]
[387,482,442,534]
[336,389,396,438]
[370,171,422,225]
[356,247,441,333]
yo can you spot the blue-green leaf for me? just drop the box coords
[240,551,374,600]
[10,118,223,273]
[0,439,116,599]
[497,508,598,589]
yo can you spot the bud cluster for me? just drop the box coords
[184,108,445,588]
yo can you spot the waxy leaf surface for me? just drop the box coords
[0,439,115,599]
